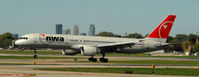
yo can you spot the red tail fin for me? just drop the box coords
[147,15,176,42]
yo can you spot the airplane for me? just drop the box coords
[15,15,176,63]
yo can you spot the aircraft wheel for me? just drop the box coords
[33,55,37,58]
[88,58,97,62]
[100,58,108,63]
[103,58,108,63]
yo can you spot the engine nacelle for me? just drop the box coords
[80,45,99,56]
[62,49,78,55]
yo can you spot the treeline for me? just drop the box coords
[96,32,199,53]
[0,32,15,48]
[96,32,144,38]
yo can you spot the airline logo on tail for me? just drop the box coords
[163,25,167,29]
[147,15,176,42]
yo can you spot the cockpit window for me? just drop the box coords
[18,37,28,40]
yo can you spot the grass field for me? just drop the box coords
[152,56,199,59]
[1,49,199,59]
[0,63,57,65]
[34,67,199,76]
[0,55,198,65]
[0,50,148,57]
[0,55,86,59]
[0,50,62,55]
[59,60,199,65]
[109,60,199,65]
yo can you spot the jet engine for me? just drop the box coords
[80,45,99,56]
[62,49,79,55]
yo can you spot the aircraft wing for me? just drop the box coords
[155,43,176,48]
[97,41,136,48]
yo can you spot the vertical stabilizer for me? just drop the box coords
[146,15,176,42]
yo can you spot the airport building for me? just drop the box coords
[62,28,71,35]
[56,24,63,34]
[72,24,79,35]
[88,24,95,36]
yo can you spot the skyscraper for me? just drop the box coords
[62,28,71,35]
[56,24,63,34]
[72,24,79,35]
[88,24,95,36]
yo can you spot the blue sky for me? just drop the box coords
[0,0,199,36]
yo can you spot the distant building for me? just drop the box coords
[72,24,79,35]
[56,24,63,34]
[88,24,95,36]
[62,28,70,35]
[80,33,87,36]
[12,34,19,39]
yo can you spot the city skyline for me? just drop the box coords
[56,24,94,36]
[0,0,199,36]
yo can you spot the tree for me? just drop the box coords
[175,34,187,42]
[166,36,173,43]
[168,43,183,52]
[0,35,3,41]
[194,41,199,53]
[96,32,115,37]
[144,34,149,38]
[0,32,15,48]
[182,41,192,51]
[114,34,122,37]
[2,32,15,40]
[187,34,198,44]
[126,33,143,38]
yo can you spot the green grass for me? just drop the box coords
[0,50,148,57]
[34,67,199,76]
[0,50,62,55]
[60,60,199,65]
[0,63,62,65]
[151,56,199,59]
[0,55,86,59]
[1,50,199,59]
[0,55,198,66]
[110,60,199,65]
[0,63,44,65]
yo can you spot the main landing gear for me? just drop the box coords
[88,53,108,63]
[88,56,97,62]
[33,49,38,58]
[99,53,108,63]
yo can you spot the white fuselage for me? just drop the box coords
[15,33,166,53]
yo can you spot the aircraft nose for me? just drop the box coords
[15,40,24,46]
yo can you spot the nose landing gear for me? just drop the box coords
[33,49,38,58]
